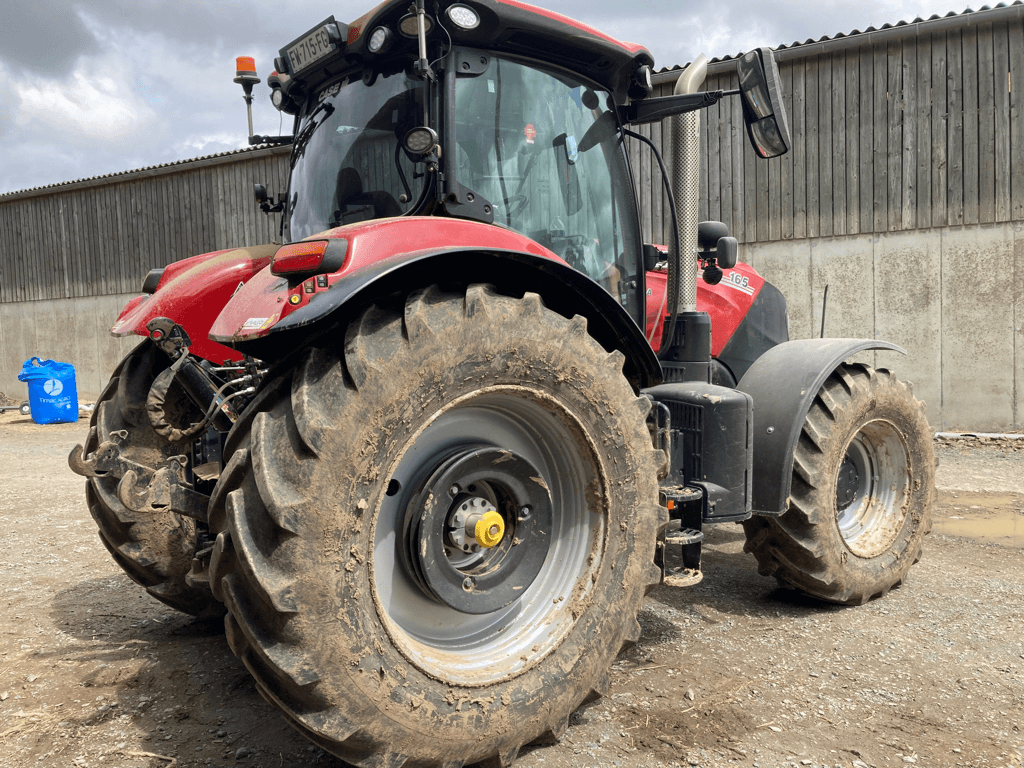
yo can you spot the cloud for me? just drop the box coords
[0,1,98,77]
[547,0,970,66]
[0,0,975,195]
[0,64,17,140]
[16,61,158,142]
[71,0,330,58]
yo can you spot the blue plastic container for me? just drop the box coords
[18,357,79,424]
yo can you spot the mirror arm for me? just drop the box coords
[248,134,295,146]
[621,89,731,125]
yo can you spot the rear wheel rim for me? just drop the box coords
[835,419,911,558]
[370,386,604,685]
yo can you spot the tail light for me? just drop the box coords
[271,239,348,277]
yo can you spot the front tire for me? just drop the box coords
[208,285,664,766]
[742,363,935,604]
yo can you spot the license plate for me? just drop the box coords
[286,23,338,74]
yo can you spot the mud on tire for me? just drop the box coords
[208,285,665,767]
[742,363,935,605]
[82,340,222,617]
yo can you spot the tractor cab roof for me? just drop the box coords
[276,0,654,105]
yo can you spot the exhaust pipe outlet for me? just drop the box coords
[671,54,706,313]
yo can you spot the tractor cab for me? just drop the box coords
[284,52,639,300]
[261,0,655,325]
[244,0,789,342]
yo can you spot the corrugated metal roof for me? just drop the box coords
[655,1,1024,78]
[0,143,290,202]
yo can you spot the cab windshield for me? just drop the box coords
[286,69,427,242]
[454,55,641,314]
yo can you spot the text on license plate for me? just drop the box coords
[288,27,335,73]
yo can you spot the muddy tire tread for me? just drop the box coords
[84,341,221,617]
[742,363,935,605]
[210,286,665,766]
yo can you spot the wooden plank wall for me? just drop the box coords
[628,14,1024,245]
[0,149,289,303]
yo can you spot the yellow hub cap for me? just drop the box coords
[474,510,505,548]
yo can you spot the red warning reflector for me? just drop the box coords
[271,241,329,275]
[271,238,348,277]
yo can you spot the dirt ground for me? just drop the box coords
[1,411,1021,768]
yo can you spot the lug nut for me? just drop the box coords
[449,484,460,496]
[462,577,474,591]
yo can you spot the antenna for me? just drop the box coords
[820,285,829,338]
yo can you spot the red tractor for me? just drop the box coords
[70,1,934,765]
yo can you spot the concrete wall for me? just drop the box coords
[0,294,141,402]
[743,221,1024,432]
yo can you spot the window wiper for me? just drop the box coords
[290,101,335,168]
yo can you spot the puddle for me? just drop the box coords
[933,510,1024,547]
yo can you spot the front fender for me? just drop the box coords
[211,248,663,390]
[737,338,906,516]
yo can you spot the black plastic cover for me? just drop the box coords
[643,382,753,523]
[661,311,711,384]
[228,247,663,391]
[717,280,788,384]
[142,268,164,295]
[736,338,905,516]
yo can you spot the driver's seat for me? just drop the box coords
[333,167,402,225]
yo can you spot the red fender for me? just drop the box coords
[209,217,562,343]
[111,244,278,363]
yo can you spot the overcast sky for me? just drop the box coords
[0,0,973,195]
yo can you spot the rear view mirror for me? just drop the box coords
[642,244,663,272]
[736,48,791,158]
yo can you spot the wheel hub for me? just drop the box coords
[401,446,552,615]
[445,497,505,555]
[835,454,861,511]
[835,421,911,558]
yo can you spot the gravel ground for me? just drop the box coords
[0,412,1021,768]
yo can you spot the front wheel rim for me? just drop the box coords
[370,386,606,686]
[835,419,911,558]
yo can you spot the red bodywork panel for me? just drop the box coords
[209,217,562,343]
[644,262,766,354]
[494,0,648,54]
[111,244,278,363]
[347,0,647,54]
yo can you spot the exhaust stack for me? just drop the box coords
[671,55,706,314]
[661,56,712,384]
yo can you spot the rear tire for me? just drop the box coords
[742,363,935,605]
[83,340,222,617]
[208,285,664,767]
